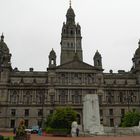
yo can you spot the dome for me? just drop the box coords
[134,40,140,56]
[66,6,75,17]
[0,34,9,54]
[94,50,101,58]
[49,49,56,58]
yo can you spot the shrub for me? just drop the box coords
[121,111,140,127]
[45,107,77,132]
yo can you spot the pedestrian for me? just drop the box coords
[38,128,42,136]
[13,127,16,134]
[76,127,79,137]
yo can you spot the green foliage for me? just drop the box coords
[45,114,53,127]
[45,127,54,133]
[46,107,77,130]
[121,111,140,127]
[46,127,68,134]
[3,136,14,140]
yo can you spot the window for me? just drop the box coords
[38,120,42,128]
[133,108,136,112]
[78,30,80,34]
[25,109,29,116]
[71,43,73,47]
[51,59,54,65]
[70,30,73,35]
[50,95,54,104]
[25,120,28,128]
[119,92,123,103]
[109,109,113,116]
[59,94,68,104]
[10,120,15,128]
[72,95,82,104]
[100,109,103,116]
[110,118,114,127]
[67,42,69,47]
[38,109,43,116]
[50,77,54,84]
[11,109,16,116]
[50,110,53,114]
[23,92,32,104]
[107,92,114,104]
[76,114,81,124]
[121,109,125,117]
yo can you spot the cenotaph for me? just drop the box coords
[83,94,104,135]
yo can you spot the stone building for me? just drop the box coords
[0,4,140,128]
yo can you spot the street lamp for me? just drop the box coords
[124,95,133,111]
[41,92,46,128]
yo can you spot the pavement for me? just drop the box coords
[1,132,140,140]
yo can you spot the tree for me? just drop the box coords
[46,107,77,130]
[121,111,140,127]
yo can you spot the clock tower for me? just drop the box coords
[60,3,83,64]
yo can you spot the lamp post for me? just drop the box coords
[125,95,133,111]
[40,91,45,128]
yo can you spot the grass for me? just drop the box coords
[4,136,14,140]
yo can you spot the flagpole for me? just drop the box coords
[75,29,77,53]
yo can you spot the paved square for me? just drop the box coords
[1,132,140,140]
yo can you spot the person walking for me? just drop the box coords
[13,127,16,135]
[76,126,79,137]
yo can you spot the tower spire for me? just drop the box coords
[1,33,4,42]
[69,0,71,7]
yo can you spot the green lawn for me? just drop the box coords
[4,136,14,140]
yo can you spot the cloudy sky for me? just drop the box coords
[0,0,140,72]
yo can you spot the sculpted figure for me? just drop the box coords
[71,121,78,137]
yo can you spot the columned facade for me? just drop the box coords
[0,4,140,128]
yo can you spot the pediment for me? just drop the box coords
[56,60,98,70]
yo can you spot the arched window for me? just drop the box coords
[76,114,81,124]
[70,30,73,35]
[119,92,123,103]
[59,90,68,104]
[71,43,73,47]
[10,91,19,104]
[78,30,80,34]
[97,60,100,66]
[23,91,32,104]
[51,59,54,65]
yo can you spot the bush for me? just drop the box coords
[121,111,140,127]
[0,135,3,140]
[45,107,77,133]
[46,127,54,133]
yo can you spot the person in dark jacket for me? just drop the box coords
[76,127,79,137]
[13,127,16,134]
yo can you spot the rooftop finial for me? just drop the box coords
[1,33,4,42]
[138,39,140,47]
[69,0,71,7]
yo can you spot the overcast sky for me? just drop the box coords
[0,0,140,72]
